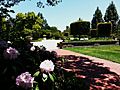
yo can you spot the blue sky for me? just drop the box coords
[10,0,120,31]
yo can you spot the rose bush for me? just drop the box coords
[2,39,119,90]
[0,39,60,90]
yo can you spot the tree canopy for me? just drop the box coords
[104,1,119,22]
[104,1,119,34]
[0,0,62,33]
[91,7,103,29]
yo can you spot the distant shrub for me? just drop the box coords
[97,22,112,37]
[90,29,97,37]
[70,21,90,36]
[59,40,118,48]
[64,32,69,37]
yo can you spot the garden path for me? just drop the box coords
[54,49,120,75]
[31,39,63,50]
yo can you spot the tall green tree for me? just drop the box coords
[38,12,50,29]
[0,0,61,39]
[0,0,17,33]
[91,7,103,29]
[63,26,70,36]
[7,12,44,41]
[117,20,120,38]
[104,1,119,34]
[118,20,120,30]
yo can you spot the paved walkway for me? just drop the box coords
[31,40,63,50]
[54,49,120,75]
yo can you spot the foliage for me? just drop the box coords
[64,45,120,63]
[0,39,59,89]
[0,39,93,90]
[97,22,112,37]
[104,1,119,22]
[0,0,24,33]
[90,29,97,38]
[104,1,119,34]
[63,26,70,37]
[0,40,120,90]
[91,7,104,29]
[44,26,64,39]
[116,19,120,39]
[37,0,62,8]
[39,27,63,39]
[58,40,118,48]
[0,11,63,41]
[70,21,90,36]
[0,0,61,40]
[0,12,44,41]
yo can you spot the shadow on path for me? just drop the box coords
[56,55,120,90]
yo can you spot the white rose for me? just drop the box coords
[40,60,55,73]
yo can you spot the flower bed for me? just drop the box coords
[56,55,120,90]
[0,39,120,90]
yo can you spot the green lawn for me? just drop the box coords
[64,45,120,64]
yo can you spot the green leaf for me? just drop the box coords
[35,84,39,90]
[51,72,56,80]
[49,73,54,82]
[33,71,40,77]
[42,73,48,82]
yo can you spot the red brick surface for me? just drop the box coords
[54,49,120,75]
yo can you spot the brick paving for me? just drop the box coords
[54,49,120,75]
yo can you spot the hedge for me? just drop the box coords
[58,40,118,48]
[70,21,90,36]
[97,22,112,37]
[90,29,97,37]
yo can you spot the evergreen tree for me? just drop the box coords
[91,7,103,29]
[118,20,120,31]
[104,1,119,33]
[104,1,119,22]
[117,20,120,37]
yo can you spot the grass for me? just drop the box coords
[64,45,120,64]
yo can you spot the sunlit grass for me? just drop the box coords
[64,45,120,63]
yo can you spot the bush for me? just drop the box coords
[59,40,118,48]
[1,39,86,90]
[0,39,58,90]
[97,22,112,37]
[90,29,97,37]
[70,21,90,36]
[0,39,120,90]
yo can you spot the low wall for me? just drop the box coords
[58,40,119,48]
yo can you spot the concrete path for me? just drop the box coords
[54,49,120,75]
[31,40,63,50]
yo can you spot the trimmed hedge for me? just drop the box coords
[97,22,112,37]
[58,40,118,48]
[90,29,97,37]
[70,21,90,36]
